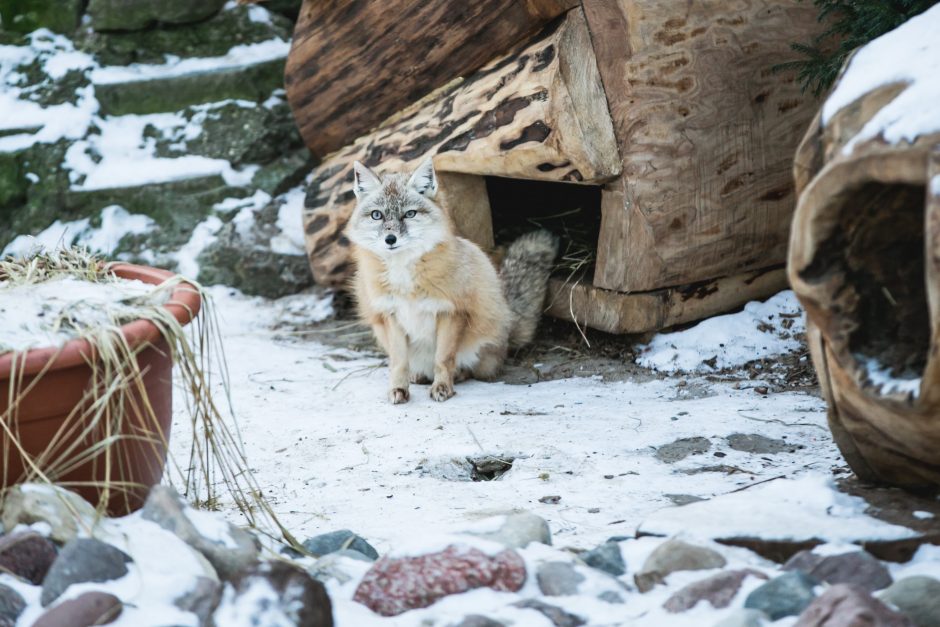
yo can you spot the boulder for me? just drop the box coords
[580,541,626,577]
[537,561,585,596]
[353,544,526,616]
[795,584,913,626]
[0,530,57,584]
[464,512,552,549]
[0,584,26,627]
[511,599,585,627]
[140,485,258,581]
[664,569,768,613]
[744,571,818,621]
[41,538,132,606]
[86,0,227,32]
[32,592,122,627]
[635,538,727,592]
[214,561,332,627]
[0,0,82,34]
[76,5,291,66]
[784,549,892,593]
[878,576,940,627]
[1,483,98,545]
[301,529,378,560]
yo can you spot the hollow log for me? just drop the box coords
[285,0,578,158]
[581,0,825,293]
[788,13,940,488]
[302,7,620,286]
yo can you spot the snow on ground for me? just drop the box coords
[637,291,805,373]
[822,3,940,153]
[170,287,839,555]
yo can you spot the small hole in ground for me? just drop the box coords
[468,454,515,481]
[486,176,602,284]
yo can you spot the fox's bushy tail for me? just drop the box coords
[500,230,559,348]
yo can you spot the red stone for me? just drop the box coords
[0,531,57,584]
[353,544,527,616]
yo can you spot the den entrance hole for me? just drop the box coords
[805,182,929,386]
[486,176,602,283]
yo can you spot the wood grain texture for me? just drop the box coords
[788,49,940,488]
[302,8,620,286]
[546,267,787,334]
[285,0,577,157]
[582,0,825,292]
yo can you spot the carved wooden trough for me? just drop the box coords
[287,0,825,333]
[788,14,940,490]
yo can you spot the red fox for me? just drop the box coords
[346,158,558,404]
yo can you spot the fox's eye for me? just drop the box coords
[404,210,417,218]
[370,210,383,220]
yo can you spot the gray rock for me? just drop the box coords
[1,483,97,544]
[87,0,227,32]
[655,437,712,463]
[537,561,586,596]
[580,541,625,577]
[41,538,132,606]
[450,616,506,627]
[0,0,82,34]
[795,584,913,626]
[878,576,940,627]
[214,561,332,627]
[174,576,222,627]
[465,512,551,548]
[665,569,768,613]
[512,599,585,627]
[726,433,793,455]
[0,530,57,584]
[635,538,727,592]
[598,590,624,604]
[744,571,818,621]
[301,529,378,560]
[0,583,26,626]
[784,549,892,593]
[141,485,258,581]
[665,494,708,506]
[32,591,122,627]
[713,609,768,627]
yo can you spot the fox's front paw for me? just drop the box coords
[389,387,410,404]
[429,381,455,402]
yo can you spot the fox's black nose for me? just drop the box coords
[385,234,397,246]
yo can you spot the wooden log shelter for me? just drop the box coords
[788,45,940,488]
[287,0,825,333]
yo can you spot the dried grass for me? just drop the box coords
[0,249,300,550]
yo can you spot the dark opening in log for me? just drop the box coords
[800,182,929,387]
[486,176,602,283]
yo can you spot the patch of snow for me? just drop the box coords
[2,217,90,257]
[90,39,290,85]
[269,186,307,256]
[64,112,256,191]
[0,30,98,152]
[173,216,224,279]
[182,506,238,549]
[912,510,935,520]
[822,4,940,154]
[0,275,157,352]
[638,473,918,543]
[213,191,270,215]
[858,355,922,398]
[77,206,156,255]
[247,5,273,24]
[932,174,940,197]
[637,291,804,373]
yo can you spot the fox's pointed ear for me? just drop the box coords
[352,161,381,200]
[407,157,438,198]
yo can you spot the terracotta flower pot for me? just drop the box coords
[0,263,201,514]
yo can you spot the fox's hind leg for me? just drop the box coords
[471,344,506,381]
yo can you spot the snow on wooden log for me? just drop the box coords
[788,5,940,490]
[302,8,619,286]
[285,0,578,158]
[582,0,824,293]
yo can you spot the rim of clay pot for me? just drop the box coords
[0,263,201,378]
